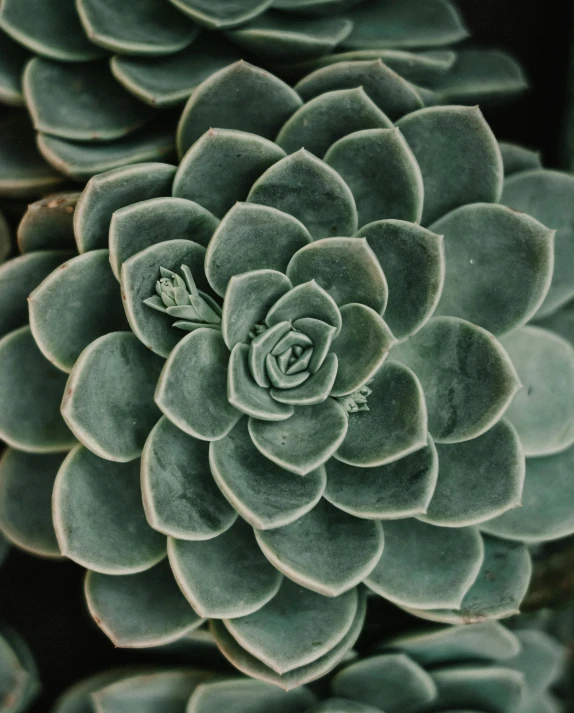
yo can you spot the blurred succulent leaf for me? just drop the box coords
[167,0,273,29]
[0,31,30,105]
[507,631,564,696]
[499,142,542,177]
[18,192,80,253]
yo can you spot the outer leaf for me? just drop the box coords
[501,170,574,317]
[396,106,503,226]
[508,631,564,695]
[155,328,241,442]
[335,361,427,467]
[110,197,218,279]
[168,0,273,29]
[276,88,392,158]
[206,203,311,298]
[141,416,237,540]
[432,203,554,335]
[304,702,381,713]
[420,419,524,527]
[0,326,75,452]
[0,32,29,106]
[365,520,484,610]
[224,580,358,674]
[187,678,316,713]
[74,162,175,253]
[0,627,39,713]
[393,317,520,443]
[274,0,363,13]
[500,326,574,456]
[499,142,542,177]
[85,560,203,648]
[255,499,384,596]
[29,250,129,373]
[356,220,444,340]
[331,653,436,713]
[325,128,424,227]
[53,445,165,574]
[168,518,282,618]
[62,332,163,462]
[17,192,79,253]
[247,149,358,239]
[24,58,153,141]
[249,398,348,475]
[210,418,325,530]
[325,435,438,519]
[428,666,526,713]
[177,61,301,156]
[0,449,63,557]
[173,128,285,219]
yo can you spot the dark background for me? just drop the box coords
[2,1,574,710]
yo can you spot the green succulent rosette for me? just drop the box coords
[0,626,39,713]
[0,0,526,195]
[0,63,568,686]
[48,623,564,707]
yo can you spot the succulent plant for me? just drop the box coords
[0,0,526,195]
[0,626,39,713]
[48,622,564,707]
[0,63,571,686]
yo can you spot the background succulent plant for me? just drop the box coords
[0,0,526,196]
[0,61,571,687]
[0,626,39,713]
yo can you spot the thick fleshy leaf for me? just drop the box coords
[0,326,75,452]
[420,419,524,527]
[304,700,386,713]
[393,317,520,443]
[188,678,316,713]
[432,204,554,335]
[0,449,63,557]
[356,220,444,340]
[405,535,531,623]
[343,0,468,49]
[24,58,153,142]
[335,361,427,467]
[222,270,292,349]
[271,353,338,406]
[85,560,203,648]
[173,128,285,218]
[331,653,436,713]
[38,125,175,182]
[249,398,348,475]
[325,129,423,227]
[111,35,241,108]
[499,142,542,177]
[0,112,65,199]
[429,666,526,713]
[156,328,241,441]
[0,0,100,61]
[168,518,282,618]
[509,631,564,695]
[325,435,438,519]
[210,418,326,530]
[480,444,574,543]
[76,0,198,56]
[248,149,357,239]
[276,88,392,158]
[224,579,357,675]
[287,237,387,313]
[274,0,363,13]
[168,0,273,29]
[387,621,521,666]
[330,304,394,397]
[227,14,352,64]
[0,32,29,106]
[0,628,39,713]
[0,250,72,339]
[29,250,128,373]
[432,49,528,104]
[74,162,176,253]
[266,281,342,335]
[53,446,165,573]
[502,170,574,318]
[121,238,208,357]
[110,197,218,280]
[141,416,237,540]
[366,520,483,610]
[396,106,503,226]
[62,332,163,462]
[211,588,365,690]
[228,343,295,420]
[177,61,301,156]
[256,499,383,596]
[206,203,311,298]
[17,192,79,253]
[501,326,574,456]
